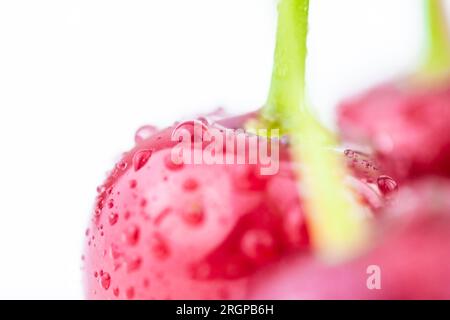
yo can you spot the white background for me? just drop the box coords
[0,0,447,299]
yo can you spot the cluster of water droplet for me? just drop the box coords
[83,116,400,299]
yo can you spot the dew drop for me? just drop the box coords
[109,243,122,260]
[126,287,135,300]
[182,203,204,225]
[126,255,142,273]
[150,234,170,260]
[154,207,172,226]
[116,160,128,171]
[100,272,111,290]
[107,186,114,195]
[122,225,140,246]
[377,175,398,196]
[344,149,355,157]
[182,178,198,191]
[109,212,119,226]
[96,196,105,209]
[113,287,120,297]
[135,125,158,144]
[94,208,101,217]
[107,199,114,209]
[129,179,137,189]
[113,261,122,271]
[171,119,209,142]
[241,229,275,262]
[164,153,184,171]
[96,185,106,194]
[133,149,153,171]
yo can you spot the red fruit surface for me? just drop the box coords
[83,114,392,300]
[338,80,450,182]
[83,116,309,300]
[249,178,450,299]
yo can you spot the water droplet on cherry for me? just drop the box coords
[107,199,114,209]
[122,225,140,246]
[377,175,398,196]
[133,149,153,171]
[182,178,198,191]
[126,255,142,273]
[172,119,209,142]
[129,179,137,189]
[344,149,355,157]
[135,125,158,144]
[126,287,135,300]
[108,212,119,226]
[164,153,184,171]
[150,234,170,259]
[241,229,275,263]
[182,204,204,225]
[110,243,122,260]
[116,160,128,171]
[100,272,111,290]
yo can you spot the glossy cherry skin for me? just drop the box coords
[338,80,450,182]
[83,114,392,300]
[249,178,450,300]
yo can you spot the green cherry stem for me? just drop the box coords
[422,0,450,78]
[262,0,309,130]
[261,0,369,260]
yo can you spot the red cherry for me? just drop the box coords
[338,81,450,182]
[83,114,390,299]
[84,116,305,299]
[249,178,450,299]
